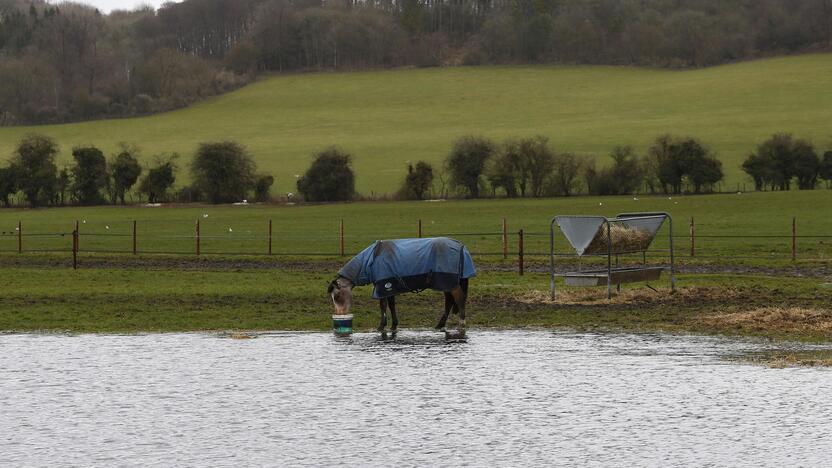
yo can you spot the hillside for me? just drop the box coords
[2,54,831,195]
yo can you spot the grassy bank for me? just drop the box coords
[1,262,830,344]
[2,54,832,193]
[2,191,830,261]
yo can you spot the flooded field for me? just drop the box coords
[1,330,831,466]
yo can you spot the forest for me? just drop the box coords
[1,0,831,125]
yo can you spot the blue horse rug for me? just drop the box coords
[338,237,477,299]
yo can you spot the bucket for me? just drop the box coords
[332,314,354,336]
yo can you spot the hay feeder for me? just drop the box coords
[549,212,676,300]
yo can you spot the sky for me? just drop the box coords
[50,0,176,13]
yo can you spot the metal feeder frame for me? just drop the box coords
[549,212,676,300]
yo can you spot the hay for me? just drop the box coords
[700,307,832,334]
[583,224,653,255]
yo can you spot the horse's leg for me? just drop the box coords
[454,279,469,329]
[377,298,388,332]
[388,295,398,331]
[436,292,453,330]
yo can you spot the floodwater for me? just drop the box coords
[1,330,831,467]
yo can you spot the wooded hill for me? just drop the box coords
[1,0,831,125]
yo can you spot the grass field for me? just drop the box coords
[2,54,832,194]
[1,267,830,345]
[1,190,830,261]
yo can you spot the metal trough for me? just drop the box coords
[549,212,675,300]
[562,266,665,287]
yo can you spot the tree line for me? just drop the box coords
[2,132,830,208]
[2,0,831,125]
[0,134,274,207]
[296,133,832,202]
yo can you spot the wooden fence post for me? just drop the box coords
[75,220,79,252]
[418,219,422,238]
[518,229,524,276]
[689,217,695,257]
[502,218,508,260]
[268,219,273,255]
[340,219,345,256]
[792,217,796,261]
[132,220,137,255]
[72,226,78,270]
[17,221,21,253]
[196,219,200,256]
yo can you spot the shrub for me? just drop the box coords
[297,147,355,202]
[821,151,832,183]
[645,135,721,194]
[447,136,495,198]
[71,146,108,205]
[585,147,644,196]
[109,144,143,204]
[191,141,257,204]
[11,134,59,207]
[0,166,17,206]
[549,152,583,196]
[486,140,524,197]
[744,133,819,191]
[520,136,555,197]
[139,155,178,203]
[254,174,275,202]
[399,161,434,200]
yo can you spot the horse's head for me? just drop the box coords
[328,276,354,315]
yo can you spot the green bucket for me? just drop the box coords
[332,314,354,336]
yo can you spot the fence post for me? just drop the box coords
[689,217,695,257]
[340,219,345,256]
[72,226,78,270]
[75,220,79,252]
[518,229,524,276]
[17,221,21,253]
[196,219,200,256]
[132,220,137,255]
[268,219,273,255]
[502,218,508,260]
[418,219,422,238]
[792,217,796,261]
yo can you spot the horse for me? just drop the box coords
[328,237,476,332]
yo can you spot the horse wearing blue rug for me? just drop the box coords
[329,237,476,332]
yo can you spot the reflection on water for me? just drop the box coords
[1,330,831,467]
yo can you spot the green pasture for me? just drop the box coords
[2,54,832,194]
[0,190,830,261]
[1,266,829,343]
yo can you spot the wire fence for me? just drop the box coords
[1,216,830,270]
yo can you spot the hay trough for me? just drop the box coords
[549,212,676,300]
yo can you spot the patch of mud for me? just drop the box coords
[700,306,832,334]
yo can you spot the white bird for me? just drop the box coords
[105,225,110,230]
[667,197,672,200]
[287,192,294,198]
[228,227,233,232]
[203,213,208,218]
[82,219,87,224]
[598,202,603,206]
[633,197,639,201]
[242,199,248,204]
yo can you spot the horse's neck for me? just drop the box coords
[338,276,354,289]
